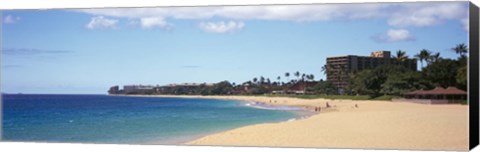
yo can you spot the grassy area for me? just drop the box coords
[248,94,402,101]
[256,94,389,100]
[371,95,402,101]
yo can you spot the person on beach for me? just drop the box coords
[326,102,331,108]
[355,104,358,108]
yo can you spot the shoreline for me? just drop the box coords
[121,94,468,151]
[122,94,338,125]
[126,94,320,145]
[121,94,341,113]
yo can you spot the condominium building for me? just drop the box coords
[326,51,417,89]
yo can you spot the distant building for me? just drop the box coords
[326,51,417,89]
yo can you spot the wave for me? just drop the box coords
[244,101,304,111]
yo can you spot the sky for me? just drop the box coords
[1,2,470,94]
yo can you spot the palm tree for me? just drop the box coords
[322,64,334,82]
[321,65,328,76]
[253,77,258,84]
[415,49,431,68]
[294,71,300,80]
[276,76,281,85]
[425,52,442,64]
[260,76,265,84]
[304,74,314,82]
[309,74,315,81]
[428,52,441,63]
[301,73,306,82]
[285,72,290,83]
[395,50,408,62]
[433,52,441,58]
[452,43,468,57]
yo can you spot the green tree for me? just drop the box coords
[321,65,328,76]
[450,44,468,91]
[427,52,441,63]
[285,72,290,83]
[200,86,212,95]
[452,43,468,57]
[312,81,338,95]
[380,71,422,95]
[308,74,315,82]
[422,59,459,88]
[349,69,376,95]
[249,85,269,95]
[415,49,431,68]
[210,81,233,95]
[294,71,300,80]
[349,65,416,96]
[456,66,467,91]
[395,50,408,62]
[260,76,265,84]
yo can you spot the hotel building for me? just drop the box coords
[326,51,417,89]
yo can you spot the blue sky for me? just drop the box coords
[1,2,470,94]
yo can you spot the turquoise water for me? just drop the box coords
[2,94,308,144]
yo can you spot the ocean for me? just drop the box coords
[1,94,308,144]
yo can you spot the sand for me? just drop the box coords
[134,95,469,151]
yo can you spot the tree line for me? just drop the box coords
[347,43,468,97]
[111,43,468,98]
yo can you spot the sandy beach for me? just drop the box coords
[136,95,468,151]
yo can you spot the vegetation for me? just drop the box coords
[263,94,372,100]
[110,43,468,101]
[310,80,337,95]
[371,95,402,101]
[348,43,469,97]
[394,50,408,62]
[349,65,422,97]
[415,49,431,68]
[422,59,459,88]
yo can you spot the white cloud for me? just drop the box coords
[77,4,389,22]
[76,2,468,31]
[373,29,415,43]
[387,29,414,42]
[387,3,467,27]
[3,15,21,24]
[198,21,245,33]
[139,17,169,29]
[85,16,118,29]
